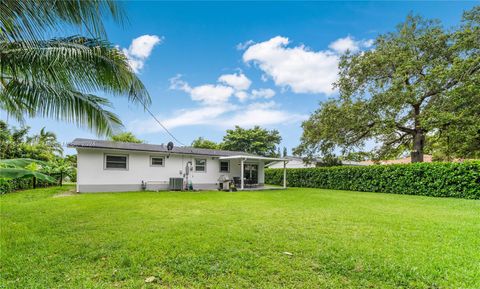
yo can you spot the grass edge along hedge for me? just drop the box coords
[266,161,480,199]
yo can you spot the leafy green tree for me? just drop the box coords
[342,151,373,162]
[315,154,343,167]
[0,121,62,161]
[221,126,282,157]
[283,147,288,157]
[110,132,144,143]
[295,8,480,162]
[191,137,220,149]
[0,1,150,136]
[0,121,28,159]
[65,155,77,167]
[43,158,75,186]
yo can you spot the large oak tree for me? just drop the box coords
[295,7,480,162]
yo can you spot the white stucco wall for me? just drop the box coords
[76,148,264,192]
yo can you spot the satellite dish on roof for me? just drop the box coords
[167,141,174,151]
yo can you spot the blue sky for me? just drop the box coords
[3,1,476,154]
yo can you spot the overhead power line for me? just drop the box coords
[136,98,185,146]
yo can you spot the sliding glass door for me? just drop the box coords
[243,164,258,184]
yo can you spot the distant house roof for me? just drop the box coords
[68,138,259,157]
[359,155,433,165]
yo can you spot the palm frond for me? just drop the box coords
[2,77,123,136]
[0,36,150,106]
[0,158,47,169]
[0,168,55,182]
[0,158,55,183]
[0,0,125,42]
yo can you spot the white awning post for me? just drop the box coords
[240,158,244,190]
[283,161,287,189]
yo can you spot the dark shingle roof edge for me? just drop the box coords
[68,138,259,157]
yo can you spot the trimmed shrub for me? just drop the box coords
[0,178,33,194]
[265,161,480,199]
[0,175,62,194]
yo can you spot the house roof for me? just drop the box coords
[68,138,259,157]
[359,155,433,165]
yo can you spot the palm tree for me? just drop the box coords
[0,0,151,136]
[28,127,63,155]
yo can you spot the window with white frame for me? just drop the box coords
[150,156,165,167]
[105,154,128,169]
[195,158,206,172]
[219,160,229,173]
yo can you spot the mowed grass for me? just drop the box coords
[1,186,479,288]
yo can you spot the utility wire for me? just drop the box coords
[137,99,186,146]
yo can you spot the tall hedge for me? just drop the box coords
[265,161,480,199]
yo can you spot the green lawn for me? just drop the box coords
[1,186,479,288]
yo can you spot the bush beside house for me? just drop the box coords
[266,161,480,199]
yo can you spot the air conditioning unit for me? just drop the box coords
[169,178,184,191]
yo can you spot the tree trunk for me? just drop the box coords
[411,130,425,163]
[411,103,425,163]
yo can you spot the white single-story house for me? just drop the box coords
[69,138,288,193]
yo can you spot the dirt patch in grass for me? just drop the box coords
[52,188,78,198]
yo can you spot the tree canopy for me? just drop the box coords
[0,121,77,187]
[0,121,62,161]
[222,126,282,157]
[110,132,144,143]
[295,7,480,162]
[191,137,220,149]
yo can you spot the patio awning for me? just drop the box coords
[219,155,289,190]
[219,155,288,162]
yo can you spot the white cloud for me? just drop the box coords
[162,105,236,130]
[234,91,249,102]
[225,105,305,127]
[242,35,374,95]
[169,74,191,91]
[236,40,255,50]
[169,75,234,105]
[129,101,306,132]
[251,88,275,99]
[328,36,374,54]
[232,88,275,102]
[129,105,235,133]
[218,73,252,91]
[246,100,277,110]
[243,36,339,94]
[158,64,308,133]
[328,36,359,54]
[171,74,276,104]
[129,35,162,58]
[122,35,162,73]
[190,84,234,105]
